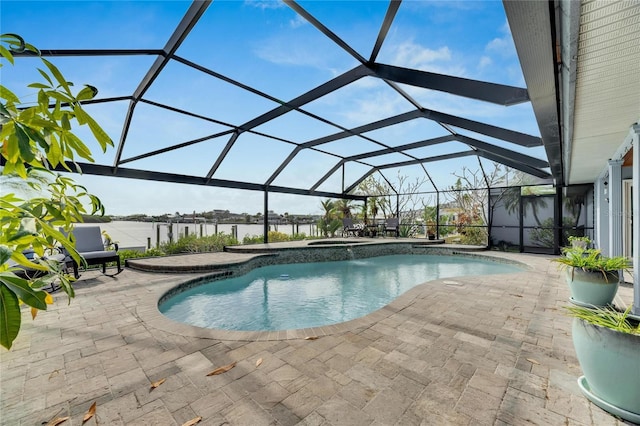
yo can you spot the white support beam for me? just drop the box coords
[631,124,640,316]
[595,177,609,254]
[608,159,623,259]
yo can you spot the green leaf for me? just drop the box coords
[44,203,64,221]
[21,125,48,150]
[0,45,14,65]
[1,33,26,52]
[0,283,21,350]
[41,222,83,268]
[76,85,98,101]
[60,113,71,131]
[74,107,112,150]
[0,101,12,120]
[46,133,62,167]
[14,124,36,163]
[45,90,73,104]
[27,83,50,89]
[36,68,53,87]
[0,84,20,104]
[5,229,33,243]
[64,132,94,161]
[3,129,19,160]
[41,58,72,95]
[1,273,48,310]
[0,246,11,265]
[9,256,46,274]
[23,42,40,56]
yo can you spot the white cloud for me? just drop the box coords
[385,40,467,77]
[244,0,285,11]
[393,41,451,69]
[486,37,510,53]
[289,14,307,29]
[342,90,408,126]
[478,56,492,69]
[485,20,516,58]
[255,40,320,67]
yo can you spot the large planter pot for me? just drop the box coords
[572,318,640,423]
[566,268,619,307]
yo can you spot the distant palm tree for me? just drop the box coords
[318,199,341,237]
[353,203,367,222]
[368,197,380,223]
[334,199,353,218]
[320,199,335,220]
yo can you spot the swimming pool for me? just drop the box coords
[159,254,522,331]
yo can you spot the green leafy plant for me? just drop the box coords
[566,305,640,335]
[567,235,591,249]
[554,247,631,282]
[398,225,412,238]
[117,248,164,261]
[426,219,436,237]
[317,199,343,237]
[568,235,591,243]
[161,233,238,254]
[242,231,310,245]
[1,34,112,349]
[459,224,487,245]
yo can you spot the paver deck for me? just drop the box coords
[0,248,636,425]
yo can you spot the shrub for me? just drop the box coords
[399,224,419,237]
[460,225,487,245]
[118,248,165,261]
[162,233,238,254]
[243,234,263,245]
[242,231,311,245]
[243,231,292,244]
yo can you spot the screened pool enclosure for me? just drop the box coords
[4,0,593,253]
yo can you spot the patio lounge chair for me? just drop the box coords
[383,217,399,237]
[9,249,66,277]
[342,218,362,237]
[62,226,122,278]
[6,249,67,291]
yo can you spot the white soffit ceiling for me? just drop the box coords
[569,0,640,184]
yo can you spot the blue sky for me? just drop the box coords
[2,0,544,216]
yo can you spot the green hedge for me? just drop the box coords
[242,231,308,245]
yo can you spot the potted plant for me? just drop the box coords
[567,305,640,423]
[426,220,436,240]
[568,235,590,249]
[553,248,630,307]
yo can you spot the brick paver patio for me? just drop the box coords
[0,248,635,425]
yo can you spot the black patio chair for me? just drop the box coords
[342,218,363,237]
[62,226,122,278]
[383,217,399,237]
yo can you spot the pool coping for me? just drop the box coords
[137,247,533,342]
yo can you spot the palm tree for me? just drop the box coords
[353,203,367,222]
[334,199,353,219]
[320,199,335,221]
[368,197,380,223]
[318,199,342,237]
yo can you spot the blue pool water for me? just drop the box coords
[159,254,522,331]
